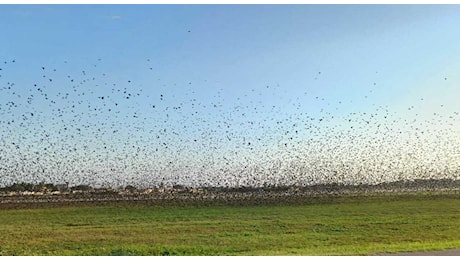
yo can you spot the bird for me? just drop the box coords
[0,53,457,196]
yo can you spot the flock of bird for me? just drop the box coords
[0,57,459,189]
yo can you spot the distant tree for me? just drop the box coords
[45,183,58,191]
[23,182,35,191]
[124,185,137,192]
[70,184,92,191]
[11,183,26,192]
[172,184,185,190]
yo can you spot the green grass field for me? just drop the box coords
[0,195,459,255]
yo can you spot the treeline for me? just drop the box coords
[0,182,139,193]
[0,182,62,192]
[202,178,460,193]
[1,178,458,193]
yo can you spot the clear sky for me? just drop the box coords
[1,5,459,188]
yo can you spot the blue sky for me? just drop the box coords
[1,5,459,187]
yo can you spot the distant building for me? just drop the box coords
[143,188,153,194]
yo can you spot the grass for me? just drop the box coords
[0,194,459,255]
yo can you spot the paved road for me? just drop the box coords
[381,248,460,256]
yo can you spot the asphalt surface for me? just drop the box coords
[382,248,460,256]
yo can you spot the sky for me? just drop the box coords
[0,5,459,188]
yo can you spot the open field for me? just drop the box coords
[0,193,459,255]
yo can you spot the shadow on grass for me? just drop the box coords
[106,245,231,256]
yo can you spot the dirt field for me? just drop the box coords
[1,187,459,210]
